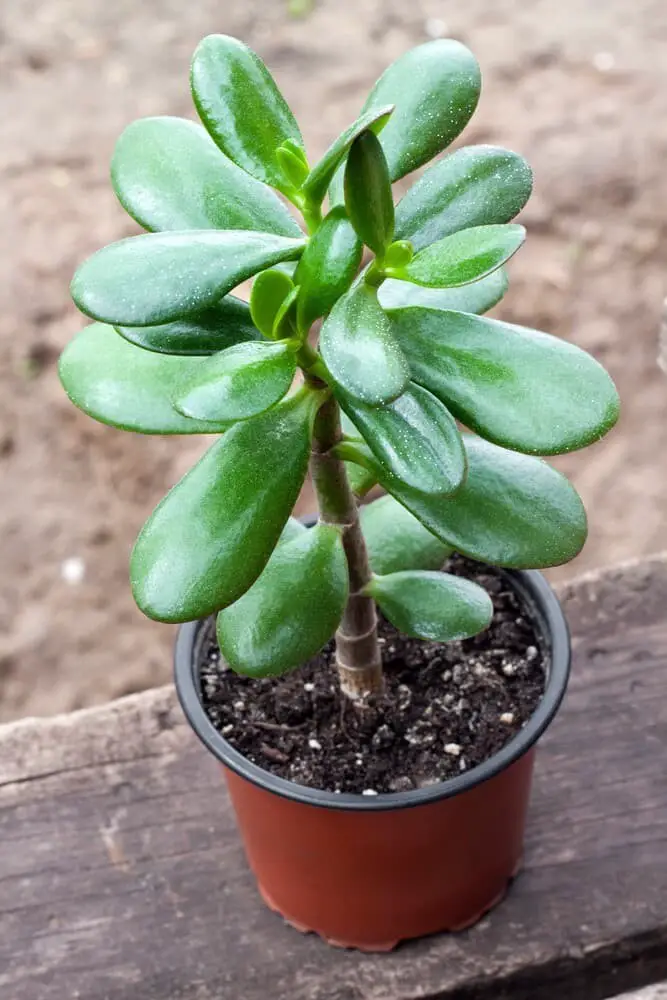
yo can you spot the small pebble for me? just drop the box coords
[592,51,615,73]
[356,758,363,766]
[526,645,538,661]
[233,700,245,710]
[424,17,448,38]
[442,670,452,682]
[445,742,462,757]
[308,738,322,750]
[61,557,85,585]
[303,682,315,692]
[459,757,467,772]
[362,789,378,796]
[500,712,515,725]
[222,724,234,735]
[502,663,516,677]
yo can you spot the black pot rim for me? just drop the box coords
[174,564,571,812]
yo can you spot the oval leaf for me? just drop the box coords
[217,523,348,677]
[319,282,409,404]
[379,269,508,316]
[130,388,321,622]
[346,462,377,497]
[365,570,493,642]
[295,207,362,329]
[360,495,451,575]
[115,295,260,356]
[250,269,295,338]
[191,34,305,194]
[338,382,466,495]
[111,116,301,237]
[390,308,620,455]
[302,105,393,205]
[71,230,305,327]
[59,323,230,434]
[392,224,525,289]
[360,435,588,569]
[344,130,394,255]
[361,40,481,182]
[395,145,533,251]
[173,341,296,422]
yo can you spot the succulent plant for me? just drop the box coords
[60,35,619,698]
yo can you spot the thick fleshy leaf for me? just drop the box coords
[217,523,348,677]
[295,207,362,329]
[395,145,532,251]
[71,230,305,327]
[279,517,307,546]
[344,131,394,255]
[379,269,508,316]
[59,323,229,434]
[130,388,321,622]
[390,308,620,455]
[191,34,305,194]
[364,570,493,642]
[302,105,393,205]
[115,295,260,356]
[390,224,525,289]
[360,495,451,575]
[337,382,466,494]
[250,269,295,338]
[319,282,409,404]
[361,40,481,182]
[111,116,301,237]
[173,341,296,422]
[335,436,588,569]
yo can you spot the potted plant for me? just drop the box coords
[59,34,619,950]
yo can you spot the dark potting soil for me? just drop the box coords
[199,558,547,795]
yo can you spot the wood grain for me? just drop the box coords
[2,556,667,1000]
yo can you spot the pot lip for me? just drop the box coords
[174,563,571,812]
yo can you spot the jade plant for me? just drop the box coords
[60,35,619,699]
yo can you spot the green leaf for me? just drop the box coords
[111,116,301,237]
[217,523,348,677]
[302,105,394,205]
[130,387,321,622]
[173,341,296,423]
[364,570,493,642]
[319,282,409,404]
[390,308,620,455]
[360,494,451,575]
[71,230,305,327]
[250,269,295,338]
[278,517,307,546]
[191,34,305,194]
[379,269,508,315]
[276,143,310,189]
[346,462,377,497]
[294,207,362,329]
[58,323,230,434]
[337,382,466,495]
[361,40,481,182]
[390,224,525,289]
[395,145,533,251]
[272,286,300,339]
[344,130,395,255]
[115,295,261,356]
[341,435,587,569]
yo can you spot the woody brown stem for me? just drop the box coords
[309,394,383,699]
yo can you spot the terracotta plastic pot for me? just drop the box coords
[175,567,570,951]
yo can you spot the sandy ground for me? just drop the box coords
[1,0,667,721]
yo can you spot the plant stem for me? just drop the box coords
[309,394,384,699]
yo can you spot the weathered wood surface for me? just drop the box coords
[2,556,667,1000]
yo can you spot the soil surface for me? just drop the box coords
[2,0,667,720]
[200,560,546,794]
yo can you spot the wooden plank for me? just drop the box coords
[2,556,667,1000]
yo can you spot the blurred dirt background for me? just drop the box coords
[1,0,667,721]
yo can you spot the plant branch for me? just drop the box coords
[309,394,384,699]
